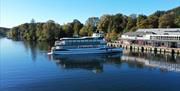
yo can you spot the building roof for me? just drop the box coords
[123,31,155,36]
[60,37,102,40]
[137,28,180,35]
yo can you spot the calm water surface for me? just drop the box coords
[0,38,180,91]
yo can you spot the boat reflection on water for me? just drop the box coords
[51,53,123,73]
[48,50,180,73]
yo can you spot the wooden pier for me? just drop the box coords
[107,43,180,55]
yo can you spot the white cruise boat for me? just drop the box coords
[49,33,123,55]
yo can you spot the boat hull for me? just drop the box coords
[52,48,123,55]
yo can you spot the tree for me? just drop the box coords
[10,27,19,39]
[148,15,159,28]
[85,17,99,33]
[153,11,165,17]
[97,14,112,33]
[42,20,57,41]
[72,19,83,36]
[129,14,137,19]
[79,26,89,36]
[136,14,147,28]
[54,24,64,40]
[36,23,44,40]
[7,6,180,41]
[158,13,175,28]
[111,14,127,33]
[125,16,137,32]
[18,23,29,39]
[31,18,35,24]
[174,15,180,27]
[105,29,118,42]
[29,22,36,40]
[138,19,150,28]
[62,23,73,37]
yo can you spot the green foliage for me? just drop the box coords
[10,27,19,39]
[79,26,89,36]
[152,11,165,17]
[136,14,147,28]
[158,13,175,28]
[125,16,137,31]
[148,15,159,28]
[174,15,180,27]
[72,19,83,37]
[111,14,127,33]
[62,23,74,37]
[8,20,66,41]
[85,17,99,33]
[97,15,112,33]
[7,6,180,41]
[0,27,10,37]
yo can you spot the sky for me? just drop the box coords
[0,0,179,28]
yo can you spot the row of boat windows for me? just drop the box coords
[64,42,105,46]
[56,45,106,49]
[150,36,180,40]
[56,40,106,46]
[62,39,104,43]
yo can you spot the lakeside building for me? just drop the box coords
[118,28,180,48]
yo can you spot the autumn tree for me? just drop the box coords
[159,13,175,28]
[85,17,99,33]
[71,19,83,37]
[97,14,112,33]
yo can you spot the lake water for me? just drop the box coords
[1,38,180,91]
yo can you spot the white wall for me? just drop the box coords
[121,35,151,40]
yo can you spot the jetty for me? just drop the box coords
[107,43,180,55]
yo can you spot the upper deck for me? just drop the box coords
[55,37,106,46]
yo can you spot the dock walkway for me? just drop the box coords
[107,43,180,55]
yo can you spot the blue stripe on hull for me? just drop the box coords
[52,48,123,55]
[52,52,123,62]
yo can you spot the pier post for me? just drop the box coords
[171,49,175,56]
[130,46,132,51]
[160,49,161,54]
[154,48,157,54]
[164,49,166,54]
[150,48,152,52]
[141,47,144,52]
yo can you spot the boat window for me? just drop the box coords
[72,40,75,42]
[89,40,92,42]
[82,40,84,42]
[77,40,80,42]
[67,40,71,42]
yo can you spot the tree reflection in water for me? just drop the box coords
[21,40,54,61]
